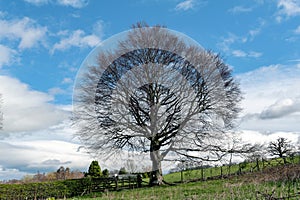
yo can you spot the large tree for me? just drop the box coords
[73,23,242,185]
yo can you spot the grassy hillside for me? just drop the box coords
[72,161,300,200]
[164,156,300,183]
[1,157,298,199]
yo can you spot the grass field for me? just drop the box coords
[69,161,300,200]
[1,157,298,199]
[70,177,300,200]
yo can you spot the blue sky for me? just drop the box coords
[0,0,300,180]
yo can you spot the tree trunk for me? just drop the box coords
[149,140,163,186]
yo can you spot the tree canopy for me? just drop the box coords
[268,137,295,164]
[73,23,242,185]
[86,160,102,178]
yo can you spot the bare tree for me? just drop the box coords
[268,137,295,164]
[73,23,242,185]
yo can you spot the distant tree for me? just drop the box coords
[21,175,34,183]
[268,137,295,164]
[34,171,46,182]
[56,166,66,180]
[102,169,109,177]
[73,23,242,185]
[222,136,261,167]
[86,160,102,177]
[46,172,57,181]
[118,167,127,175]
[65,167,70,179]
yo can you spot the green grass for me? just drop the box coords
[69,160,300,200]
[2,156,298,199]
[164,156,300,183]
[69,177,300,200]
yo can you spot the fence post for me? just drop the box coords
[220,166,223,177]
[181,170,183,183]
[201,167,204,181]
[115,176,118,191]
[256,158,260,171]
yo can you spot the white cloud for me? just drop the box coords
[48,87,65,96]
[93,20,105,38]
[249,29,260,38]
[228,6,252,14]
[51,29,100,53]
[237,64,300,132]
[232,50,247,57]
[276,0,300,21]
[0,139,92,178]
[218,33,238,52]
[62,77,73,84]
[231,49,262,58]
[0,166,29,181]
[24,0,88,8]
[57,0,88,8]
[294,25,300,34]
[0,17,47,49]
[260,98,300,119]
[0,75,68,132]
[24,0,49,5]
[240,130,299,146]
[218,33,262,58]
[277,0,300,16]
[175,0,195,11]
[0,45,17,68]
[249,51,262,57]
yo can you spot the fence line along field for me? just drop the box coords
[0,156,299,199]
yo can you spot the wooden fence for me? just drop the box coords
[175,156,300,183]
[0,175,141,199]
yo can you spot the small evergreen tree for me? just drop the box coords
[86,160,102,177]
[118,167,127,175]
[102,169,109,177]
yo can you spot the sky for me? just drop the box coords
[0,0,300,180]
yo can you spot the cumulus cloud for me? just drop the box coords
[260,98,300,119]
[51,29,100,53]
[277,0,300,17]
[276,0,300,22]
[0,139,92,177]
[0,75,68,132]
[0,17,47,49]
[237,64,300,132]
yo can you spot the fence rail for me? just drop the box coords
[169,156,300,183]
[0,175,141,200]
